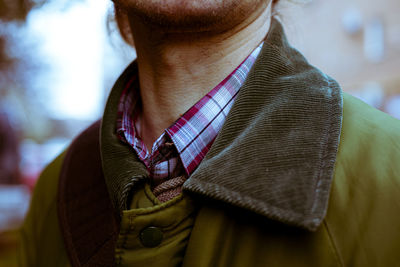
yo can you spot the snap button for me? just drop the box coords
[140,226,163,248]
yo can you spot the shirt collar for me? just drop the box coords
[166,43,263,175]
[116,43,263,176]
[101,18,343,231]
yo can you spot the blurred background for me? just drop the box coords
[0,0,134,264]
[0,0,399,264]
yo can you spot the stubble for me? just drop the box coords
[113,0,266,33]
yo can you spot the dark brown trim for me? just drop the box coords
[57,120,120,266]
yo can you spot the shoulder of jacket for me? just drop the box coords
[323,93,400,266]
[27,119,102,218]
[20,120,102,266]
[342,92,400,137]
[27,151,66,221]
[19,150,67,266]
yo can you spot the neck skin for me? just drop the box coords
[128,3,272,151]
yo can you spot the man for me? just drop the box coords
[20,0,400,266]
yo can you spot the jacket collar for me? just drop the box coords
[100,18,343,231]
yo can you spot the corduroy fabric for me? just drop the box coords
[22,93,400,267]
[182,19,342,231]
[100,62,149,213]
[101,18,342,231]
[21,18,400,266]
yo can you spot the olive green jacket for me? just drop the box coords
[19,19,400,266]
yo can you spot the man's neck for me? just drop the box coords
[128,3,272,150]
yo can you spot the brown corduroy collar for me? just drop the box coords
[100,18,343,232]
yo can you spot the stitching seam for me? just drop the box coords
[323,220,345,267]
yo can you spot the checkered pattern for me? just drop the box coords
[116,42,263,202]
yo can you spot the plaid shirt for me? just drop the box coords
[117,43,263,202]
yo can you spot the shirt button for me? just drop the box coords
[140,226,163,248]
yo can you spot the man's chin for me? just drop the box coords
[133,12,230,34]
[114,0,264,34]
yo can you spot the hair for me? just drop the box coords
[113,5,133,45]
[113,0,282,47]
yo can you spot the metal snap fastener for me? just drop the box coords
[140,226,163,248]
